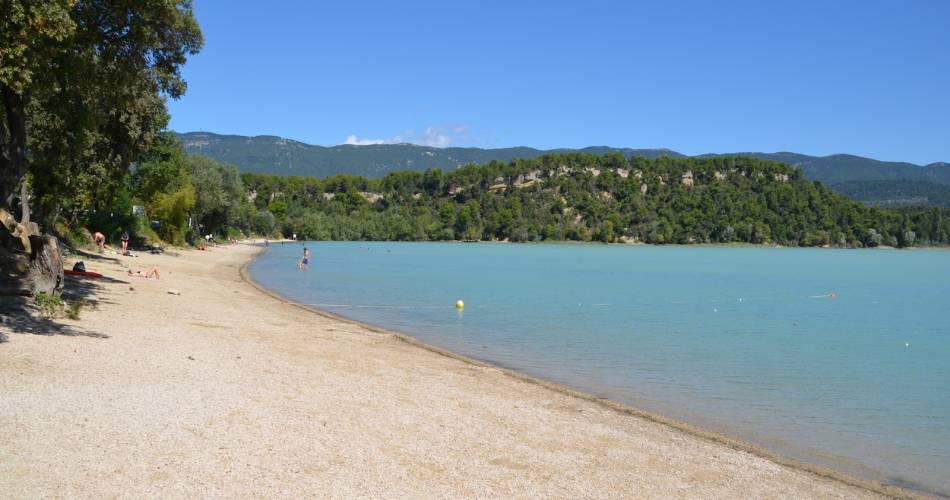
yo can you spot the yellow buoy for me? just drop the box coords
[455,300,464,309]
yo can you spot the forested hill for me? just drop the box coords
[177,132,680,178]
[239,153,950,247]
[178,131,950,185]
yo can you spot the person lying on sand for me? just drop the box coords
[127,267,160,279]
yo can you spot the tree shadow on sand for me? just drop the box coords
[65,246,123,265]
[0,296,108,340]
[0,271,127,342]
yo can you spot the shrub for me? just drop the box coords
[150,183,196,245]
[67,302,83,320]
[33,292,63,318]
[251,210,276,236]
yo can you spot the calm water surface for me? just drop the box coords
[249,242,950,494]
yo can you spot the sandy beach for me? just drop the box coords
[0,243,902,498]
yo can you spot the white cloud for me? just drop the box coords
[422,127,450,148]
[341,124,469,148]
[343,134,388,146]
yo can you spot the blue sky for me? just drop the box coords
[168,0,950,164]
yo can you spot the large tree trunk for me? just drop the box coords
[0,208,20,251]
[1,85,29,211]
[0,86,36,254]
[25,234,64,297]
[19,178,30,226]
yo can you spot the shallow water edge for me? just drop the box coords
[239,242,928,498]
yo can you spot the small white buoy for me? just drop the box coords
[455,300,464,310]
[905,342,910,347]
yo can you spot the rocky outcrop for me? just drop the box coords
[513,170,542,188]
[489,176,507,192]
[360,192,383,203]
[681,171,694,187]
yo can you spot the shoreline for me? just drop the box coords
[0,242,923,497]
[240,243,920,499]
[266,238,950,251]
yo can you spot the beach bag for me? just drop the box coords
[72,261,86,272]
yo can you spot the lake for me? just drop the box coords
[248,242,950,495]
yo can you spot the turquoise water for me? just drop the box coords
[249,242,950,495]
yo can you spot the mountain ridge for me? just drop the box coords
[177,132,950,206]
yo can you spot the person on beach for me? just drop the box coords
[298,247,310,270]
[120,230,130,252]
[128,267,160,279]
[93,231,106,251]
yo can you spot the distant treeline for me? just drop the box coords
[227,153,949,247]
[73,137,950,248]
[830,180,950,208]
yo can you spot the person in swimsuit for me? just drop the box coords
[93,231,106,251]
[298,247,310,270]
[120,230,130,252]
[128,267,160,279]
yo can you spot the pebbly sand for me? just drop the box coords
[0,243,908,498]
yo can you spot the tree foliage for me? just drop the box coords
[233,153,950,247]
[0,0,203,238]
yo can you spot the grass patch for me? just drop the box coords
[34,292,64,317]
[67,301,83,320]
[33,292,83,320]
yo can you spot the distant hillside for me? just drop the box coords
[829,180,950,208]
[239,153,950,247]
[177,132,950,205]
[700,152,950,186]
[177,132,680,178]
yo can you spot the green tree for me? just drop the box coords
[188,155,244,236]
[0,0,75,224]
[1,0,202,242]
[251,210,276,236]
[150,182,195,245]
[133,132,189,202]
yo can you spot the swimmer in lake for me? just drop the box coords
[298,246,310,270]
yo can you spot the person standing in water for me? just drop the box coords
[298,246,310,270]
